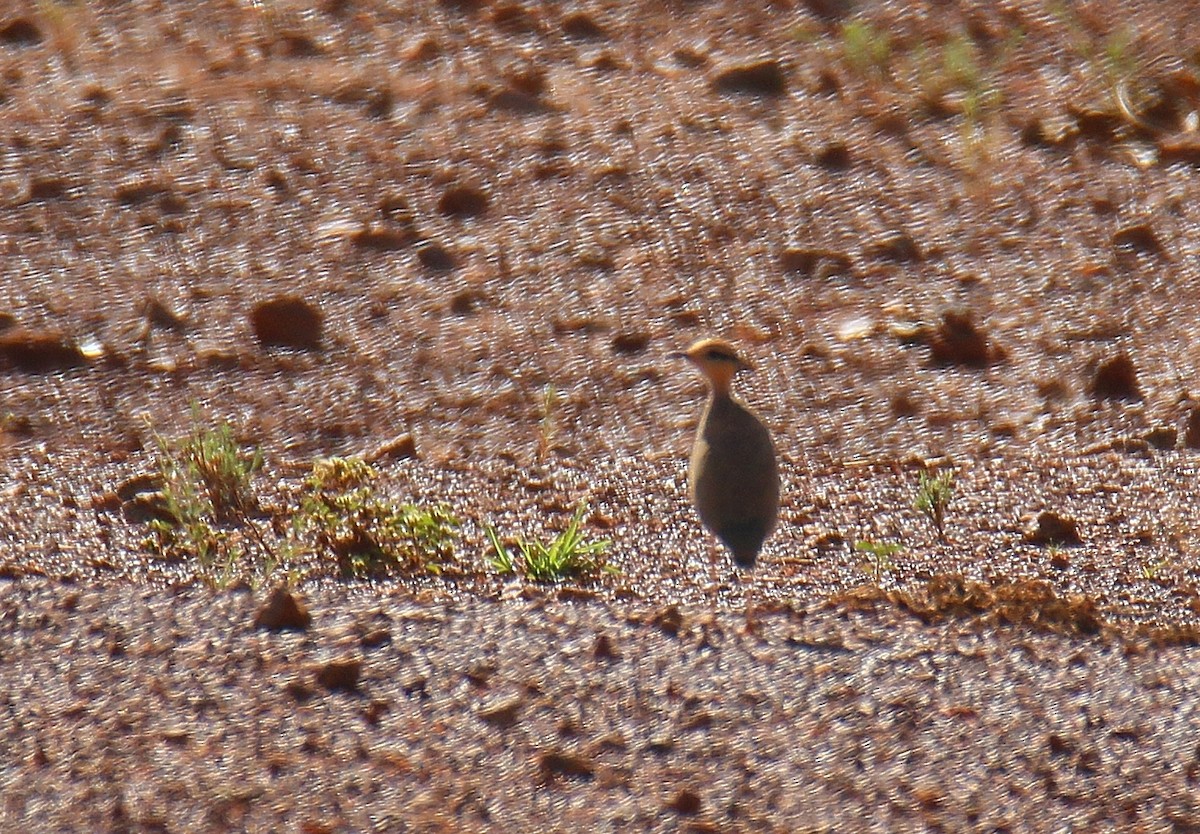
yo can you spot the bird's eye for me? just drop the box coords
[707,349,734,362]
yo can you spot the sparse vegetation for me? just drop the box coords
[293,457,459,579]
[485,502,613,582]
[841,19,893,77]
[145,412,274,587]
[1139,554,1170,581]
[914,469,955,542]
[855,539,902,584]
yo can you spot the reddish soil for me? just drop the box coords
[5,0,1200,830]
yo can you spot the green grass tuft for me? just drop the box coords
[914,469,955,543]
[146,409,273,587]
[293,456,458,579]
[485,502,613,582]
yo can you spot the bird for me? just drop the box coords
[673,337,780,568]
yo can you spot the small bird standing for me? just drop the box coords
[674,338,780,568]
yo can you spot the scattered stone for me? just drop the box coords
[195,343,243,370]
[465,661,497,686]
[285,679,317,703]
[646,734,675,754]
[562,11,606,39]
[26,176,69,201]
[1024,511,1083,547]
[815,141,851,169]
[401,673,429,699]
[673,43,710,68]
[363,699,390,725]
[536,748,594,780]
[351,225,414,251]
[368,433,418,462]
[610,332,650,355]
[1113,223,1165,257]
[0,17,41,46]
[835,316,873,342]
[710,58,788,97]
[1145,426,1177,450]
[114,177,170,206]
[0,329,88,372]
[490,3,540,34]
[890,391,921,417]
[477,695,523,728]
[417,241,456,271]
[651,604,683,636]
[1185,408,1200,449]
[593,633,619,660]
[1089,354,1140,401]
[1069,104,1123,142]
[668,788,703,815]
[120,491,175,525]
[249,295,323,350]
[449,288,487,316]
[143,295,187,332]
[253,586,312,632]
[863,232,922,263]
[161,727,189,747]
[1158,134,1200,165]
[273,31,323,58]
[315,658,362,693]
[928,311,994,367]
[488,84,546,114]
[438,183,489,217]
[780,246,853,278]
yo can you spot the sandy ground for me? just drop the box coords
[4,0,1200,829]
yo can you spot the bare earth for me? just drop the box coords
[5,1,1200,831]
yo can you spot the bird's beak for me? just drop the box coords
[738,359,755,373]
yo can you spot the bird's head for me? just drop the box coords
[671,338,752,393]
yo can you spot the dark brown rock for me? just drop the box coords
[562,12,606,40]
[537,748,594,780]
[1024,511,1083,547]
[449,289,486,316]
[1145,426,1177,450]
[1185,408,1200,449]
[369,433,418,462]
[351,225,415,251]
[477,695,523,728]
[928,311,993,367]
[417,241,456,271]
[651,605,683,636]
[611,332,650,355]
[1089,354,1140,401]
[26,176,69,201]
[815,141,851,170]
[668,788,703,815]
[780,246,853,278]
[1113,223,1165,257]
[864,232,922,263]
[249,295,323,350]
[254,587,312,632]
[0,329,88,372]
[711,59,788,97]
[438,183,490,217]
[593,633,619,660]
[315,658,362,693]
[143,296,187,332]
[0,18,41,45]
